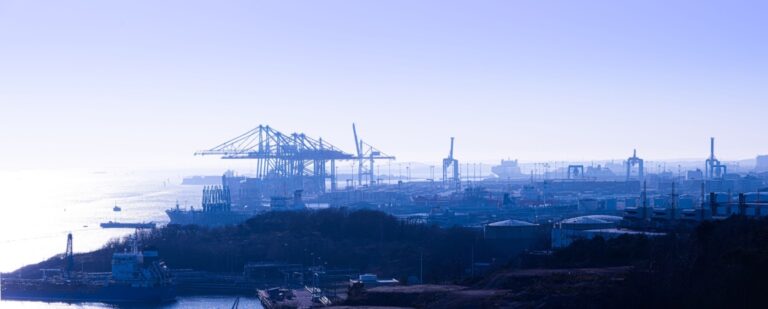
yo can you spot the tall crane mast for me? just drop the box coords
[352,123,395,187]
[442,137,459,188]
[353,123,363,186]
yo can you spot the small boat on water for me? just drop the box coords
[103,203,153,229]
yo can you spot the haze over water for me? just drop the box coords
[0,169,267,307]
[0,168,201,273]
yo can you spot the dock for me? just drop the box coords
[257,286,328,309]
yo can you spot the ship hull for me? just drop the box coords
[166,209,256,227]
[1,281,176,303]
[100,222,156,229]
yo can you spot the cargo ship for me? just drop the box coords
[166,184,307,227]
[181,175,222,185]
[1,233,175,303]
[166,185,261,227]
[491,159,525,179]
[165,205,256,227]
[99,221,156,229]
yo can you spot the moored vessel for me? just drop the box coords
[1,233,176,303]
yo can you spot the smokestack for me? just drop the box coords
[710,137,715,159]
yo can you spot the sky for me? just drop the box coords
[1,0,766,170]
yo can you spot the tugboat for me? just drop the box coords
[1,233,176,303]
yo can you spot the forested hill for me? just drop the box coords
[11,209,505,283]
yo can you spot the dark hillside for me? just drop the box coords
[472,216,768,308]
[10,209,507,283]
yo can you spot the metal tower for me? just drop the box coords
[442,137,459,188]
[626,149,644,181]
[352,123,396,186]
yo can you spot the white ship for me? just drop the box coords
[491,159,524,179]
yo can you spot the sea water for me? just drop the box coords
[0,168,262,308]
[0,296,264,308]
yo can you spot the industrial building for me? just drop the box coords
[184,127,768,234]
[551,215,625,248]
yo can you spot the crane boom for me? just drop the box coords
[352,123,362,157]
[350,123,395,186]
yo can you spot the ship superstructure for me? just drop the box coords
[166,182,260,227]
[491,159,524,179]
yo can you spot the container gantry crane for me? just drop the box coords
[442,137,459,188]
[352,123,396,186]
[196,124,395,192]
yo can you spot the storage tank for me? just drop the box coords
[556,215,623,231]
[678,195,695,209]
[484,219,540,240]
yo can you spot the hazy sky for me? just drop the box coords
[1,0,766,170]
